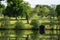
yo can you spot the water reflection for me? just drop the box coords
[0,30,60,40]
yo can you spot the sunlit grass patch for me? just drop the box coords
[10,21,17,24]
[24,24,32,29]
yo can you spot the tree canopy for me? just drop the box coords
[3,0,23,17]
[55,5,60,17]
[2,0,32,23]
[0,1,5,16]
[34,5,50,17]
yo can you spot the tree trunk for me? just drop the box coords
[16,17,18,21]
[27,18,29,24]
[26,13,29,24]
[26,16,29,24]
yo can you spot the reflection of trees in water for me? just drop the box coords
[15,30,34,40]
[0,29,60,40]
[0,30,9,40]
[0,30,24,40]
[15,30,24,40]
[30,30,39,40]
[0,30,33,40]
[1,17,10,28]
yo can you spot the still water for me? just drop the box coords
[0,29,60,40]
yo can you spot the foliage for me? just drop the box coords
[0,1,5,16]
[55,5,60,17]
[35,5,41,13]
[34,5,50,17]
[3,0,32,23]
[15,21,25,29]
[22,2,32,23]
[1,16,10,28]
[30,19,39,29]
[41,6,50,16]
[3,0,23,17]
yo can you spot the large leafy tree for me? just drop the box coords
[39,5,50,17]
[55,5,60,17]
[55,5,60,21]
[41,6,50,17]
[34,5,50,17]
[55,5,60,25]
[34,5,41,16]
[35,5,41,13]
[3,0,32,24]
[3,0,23,19]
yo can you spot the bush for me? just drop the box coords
[1,17,10,28]
[15,21,25,29]
[30,19,39,29]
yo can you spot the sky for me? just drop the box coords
[1,0,60,8]
[24,0,60,8]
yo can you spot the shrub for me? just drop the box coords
[1,17,10,28]
[30,19,39,29]
[15,21,25,29]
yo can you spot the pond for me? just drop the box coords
[0,29,60,40]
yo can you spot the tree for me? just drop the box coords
[0,1,5,16]
[35,5,41,13]
[41,6,50,17]
[55,5,60,25]
[34,5,41,16]
[39,5,50,17]
[3,0,24,20]
[55,5,60,23]
[22,2,32,23]
[55,5,60,17]
[3,0,32,23]
[34,5,50,17]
